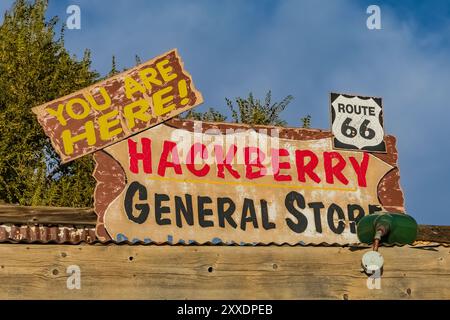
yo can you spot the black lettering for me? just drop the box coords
[284,191,307,233]
[327,203,345,234]
[155,193,171,225]
[369,204,383,214]
[198,196,214,228]
[348,204,365,233]
[308,202,324,233]
[260,199,276,230]
[360,105,368,115]
[174,194,194,228]
[241,198,259,231]
[338,103,345,113]
[346,104,353,113]
[124,181,149,224]
[217,197,237,229]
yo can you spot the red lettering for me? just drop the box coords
[245,147,267,179]
[128,138,152,174]
[186,143,210,177]
[324,152,349,185]
[295,150,320,183]
[214,145,240,179]
[157,141,182,176]
[271,148,292,182]
[349,152,369,187]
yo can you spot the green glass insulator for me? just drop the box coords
[357,212,418,245]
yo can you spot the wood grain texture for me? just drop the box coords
[0,244,448,299]
[0,205,96,226]
[417,225,450,244]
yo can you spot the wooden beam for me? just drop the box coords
[417,225,450,244]
[0,205,96,226]
[0,244,449,299]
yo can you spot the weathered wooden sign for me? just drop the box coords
[93,119,404,244]
[331,92,386,153]
[32,49,203,163]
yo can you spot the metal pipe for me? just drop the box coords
[372,226,387,251]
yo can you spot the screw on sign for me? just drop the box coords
[330,93,386,153]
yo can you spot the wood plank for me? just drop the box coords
[0,244,449,299]
[417,225,450,244]
[0,205,96,226]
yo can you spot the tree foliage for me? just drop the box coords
[182,91,311,128]
[108,55,118,77]
[227,91,293,126]
[0,0,98,207]
[181,107,227,122]
[301,114,312,128]
[0,1,312,208]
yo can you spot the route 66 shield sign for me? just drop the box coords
[330,93,386,153]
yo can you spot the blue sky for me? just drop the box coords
[1,0,449,225]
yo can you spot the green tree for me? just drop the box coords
[108,55,118,77]
[181,107,227,122]
[135,54,142,66]
[301,114,312,128]
[227,91,293,126]
[181,91,310,128]
[0,0,98,207]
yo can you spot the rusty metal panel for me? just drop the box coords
[93,119,405,245]
[0,225,96,244]
[0,222,446,247]
[32,49,203,163]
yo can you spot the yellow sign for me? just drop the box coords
[32,49,203,163]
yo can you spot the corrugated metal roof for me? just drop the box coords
[0,223,447,247]
[0,224,97,244]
